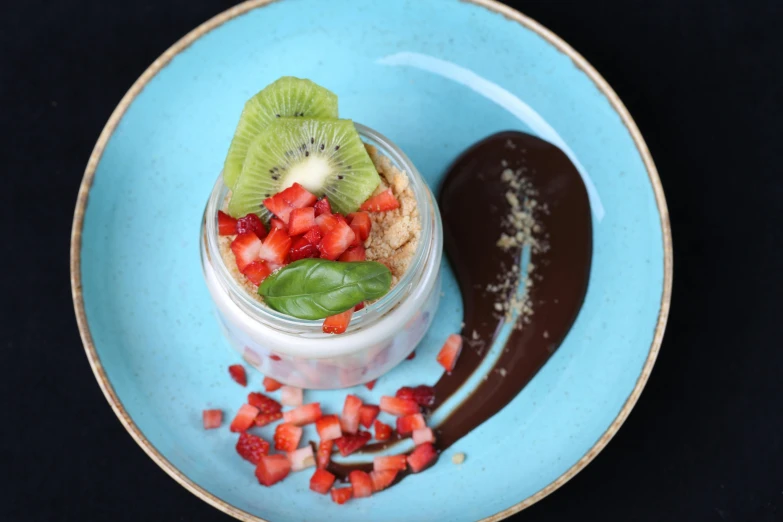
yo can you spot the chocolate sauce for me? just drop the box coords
[328,131,592,481]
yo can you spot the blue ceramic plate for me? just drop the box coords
[71,1,672,520]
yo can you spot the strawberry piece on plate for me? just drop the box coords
[283,403,322,426]
[379,396,419,417]
[230,404,260,432]
[316,415,343,441]
[396,413,426,435]
[247,392,282,414]
[349,470,373,498]
[318,220,356,260]
[373,455,407,472]
[330,487,353,505]
[202,409,222,429]
[358,405,380,428]
[217,211,237,235]
[363,378,375,390]
[274,423,303,452]
[278,183,318,209]
[280,386,303,407]
[289,236,319,261]
[412,427,436,446]
[287,445,315,471]
[309,468,336,494]
[338,245,366,262]
[370,469,398,492]
[374,420,392,441]
[395,385,436,407]
[355,302,366,312]
[323,308,353,334]
[270,217,287,232]
[334,431,371,456]
[347,211,372,241]
[254,411,283,427]
[360,188,400,212]
[303,226,322,245]
[241,260,273,285]
[407,350,416,360]
[316,439,333,469]
[263,376,283,392]
[236,213,267,239]
[230,233,263,272]
[255,454,291,487]
[236,432,270,465]
[407,442,438,473]
[288,207,316,236]
[258,227,291,265]
[341,395,362,434]
[313,197,332,217]
[228,364,248,385]
[437,334,463,372]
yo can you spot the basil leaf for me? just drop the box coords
[258,259,392,320]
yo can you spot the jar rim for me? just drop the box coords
[203,122,435,335]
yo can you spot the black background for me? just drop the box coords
[2,0,782,521]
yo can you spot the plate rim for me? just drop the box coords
[69,1,673,520]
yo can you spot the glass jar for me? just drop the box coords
[200,124,443,389]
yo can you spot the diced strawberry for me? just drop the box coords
[269,354,282,361]
[338,245,366,262]
[258,227,291,265]
[437,334,463,372]
[319,220,356,260]
[407,350,416,360]
[289,236,319,261]
[330,487,353,505]
[288,207,316,236]
[313,197,332,217]
[230,404,260,432]
[358,405,380,428]
[379,396,420,417]
[303,226,322,245]
[274,423,303,452]
[363,377,375,390]
[202,409,222,429]
[397,413,426,435]
[248,392,282,414]
[395,385,436,407]
[309,468,336,494]
[263,376,283,392]
[317,439,333,469]
[315,213,342,235]
[349,470,373,498]
[229,364,247,387]
[287,445,315,471]
[355,302,366,312]
[407,442,438,473]
[270,217,287,232]
[280,386,303,407]
[360,188,400,212]
[242,260,273,285]
[263,194,295,223]
[341,395,362,434]
[316,415,343,441]
[254,411,283,427]
[255,454,291,486]
[283,403,322,426]
[218,211,238,235]
[347,211,372,241]
[236,213,267,239]
[373,455,407,472]
[230,233,263,271]
[278,183,318,208]
[412,427,436,446]
[370,469,398,492]
[334,431,371,456]
[374,420,392,441]
[236,432,270,465]
[323,308,353,334]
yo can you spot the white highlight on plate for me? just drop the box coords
[377,51,605,222]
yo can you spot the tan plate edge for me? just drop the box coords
[69,1,673,521]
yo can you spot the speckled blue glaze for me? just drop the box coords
[76,1,669,520]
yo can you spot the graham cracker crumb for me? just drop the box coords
[452,452,466,465]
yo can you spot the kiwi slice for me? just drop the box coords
[227,118,381,219]
[222,77,339,189]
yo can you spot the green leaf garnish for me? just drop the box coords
[258,259,392,320]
